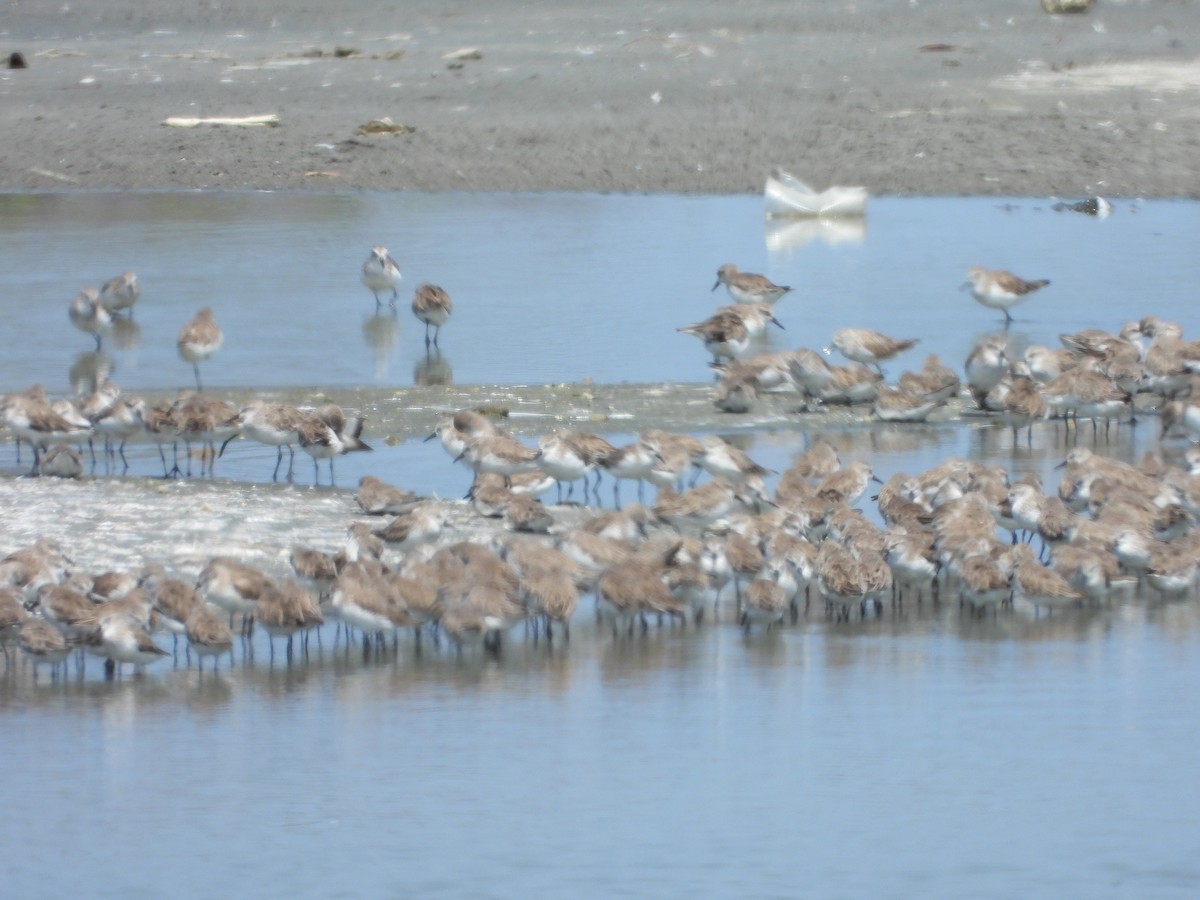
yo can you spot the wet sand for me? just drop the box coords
[3,1,1200,197]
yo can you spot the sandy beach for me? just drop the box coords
[3,0,1200,197]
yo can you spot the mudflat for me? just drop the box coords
[2,1,1199,197]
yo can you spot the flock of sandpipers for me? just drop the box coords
[3,247,1200,680]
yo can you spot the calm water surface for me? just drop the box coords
[1,192,1199,898]
[0,192,1197,391]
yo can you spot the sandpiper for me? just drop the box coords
[2,386,91,472]
[454,431,542,481]
[964,335,1010,408]
[68,287,112,350]
[98,271,139,317]
[197,556,273,635]
[898,354,960,402]
[176,307,223,391]
[713,263,791,305]
[297,404,371,485]
[372,502,445,552]
[538,430,596,503]
[92,396,145,470]
[356,474,422,516]
[18,617,71,678]
[697,435,774,483]
[873,385,941,422]
[411,282,453,348]
[597,436,656,507]
[362,245,402,309]
[236,400,305,481]
[256,579,324,662]
[679,309,751,364]
[184,604,234,671]
[964,266,1050,324]
[830,328,919,374]
[173,393,241,477]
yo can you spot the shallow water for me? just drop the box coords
[0,192,1197,391]
[2,192,1200,898]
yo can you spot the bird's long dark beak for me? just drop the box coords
[711,281,721,292]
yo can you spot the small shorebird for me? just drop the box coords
[811,363,883,405]
[679,309,751,364]
[184,604,234,671]
[173,393,241,477]
[297,405,372,485]
[653,479,740,531]
[538,430,596,503]
[36,444,83,478]
[362,245,402,309]
[741,565,790,633]
[898,354,960,402]
[92,396,146,470]
[964,335,1010,408]
[177,307,223,391]
[372,502,445,552]
[999,373,1048,443]
[454,431,542,481]
[816,459,878,507]
[424,409,498,461]
[830,328,919,374]
[504,494,554,534]
[140,566,201,649]
[197,556,273,634]
[873,385,941,423]
[84,612,170,674]
[713,374,757,414]
[713,263,792,305]
[411,282,453,347]
[2,385,91,473]
[697,435,774,483]
[236,400,305,481]
[597,436,656,507]
[256,579,324,662]
[18,617,71,679]
[716,302,784,340]
[964,266,1050,324]
[324,560,415,644]
[356,474,422,516]
[98,271,139,317]
[68,287,112,349]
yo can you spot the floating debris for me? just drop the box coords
[442,47,483,61]
[764,169,867,218]
[1052,196,1112,219]
[1043,0,1093,12]
[163,114,281,128]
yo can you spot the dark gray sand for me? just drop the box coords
[3,1,1200,197]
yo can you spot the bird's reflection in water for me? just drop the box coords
[362,312,400,380]
[69,351,114,396]
[414,349,452,386]
[109,315,141,352]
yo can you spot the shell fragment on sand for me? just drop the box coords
[764,169,867,219]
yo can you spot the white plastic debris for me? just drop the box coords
[764,169,868,218]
